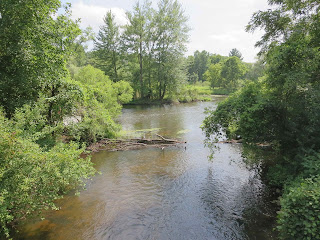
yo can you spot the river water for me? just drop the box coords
[18,99,277,240]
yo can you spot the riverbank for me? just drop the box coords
[126,95,227,106]
[125,83,229,106]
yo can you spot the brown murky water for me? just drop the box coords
[17,99,277,240]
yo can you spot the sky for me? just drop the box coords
[62,0,270,62]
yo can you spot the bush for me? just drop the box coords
[66,65,133,143]
[0,111,96,238]
[278,177,320,239]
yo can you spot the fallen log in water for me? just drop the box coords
[87,134,186,152]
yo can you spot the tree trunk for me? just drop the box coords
[112,51,118,82]
[139,38,144,99]
[47,86,56,126]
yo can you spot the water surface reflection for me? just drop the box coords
[18,100,276,240]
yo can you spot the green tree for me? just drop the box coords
[228,48,243,60]
[0,0,80,117]
[220,56,247,91]
[245,58,265,81]
[123,1,153,98]
[209,54,227,64]
[153,0,189,99]
[203,63,222,89]
[0,110,95,238]
[203,0,320,238]
[68,26,95,77]
[193,50,210,82]
[68,65,133,143]
[94,11,121,82]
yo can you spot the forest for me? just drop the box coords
[0,0,319,239]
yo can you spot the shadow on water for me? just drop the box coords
[15,100,278,240]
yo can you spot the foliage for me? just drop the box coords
[211,88,232,95]
[204,0,320,238]
[150,0,190,99]
[0,0,80,117]
[68,27,95,76]
[13,98,62,148]
[67,65,133,143]
[228,48,243,60]
[202,81,278,142]
[114,80,134,104]
[192,50,210,82]
[0,111,95,238]
[167,82,211,102]
[277,177,320,240]
[245,58,266,81]
[91,0,189,100]
[204,63,222,89]
[204,56,247,92]
[0,1,135,238]
[209,54,228,64]
[220,56,247,91]
[94,11,121,82]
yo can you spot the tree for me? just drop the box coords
[69,65,133,143]
[220,56,247,90]
[68,26,95,74]
[186,55,197,83]
[193,50,210,82]
[228,48,243,60]
[94,11,121,82]
[153,0,189,99]
[203,1,320,237]
[245,58,265,81]
[0,0,80,117]
[209,54,227,64]
[203,63,222,89]
[123,1,152,98]
[0,111,95,237]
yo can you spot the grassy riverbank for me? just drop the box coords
[127,82,229,105]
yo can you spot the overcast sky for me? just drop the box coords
[62,0,270,62]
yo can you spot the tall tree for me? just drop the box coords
[228,48,243,60]
[0,1,80,117]
[220,56,247,90]
[193,50,210,82]
[123,1,152,98]
[203,63,222,89]
[153,0,189,99]
[94,11,121,82]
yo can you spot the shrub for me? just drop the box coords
[0,111,95,238]
[66,65,133,143]
[277,177,320,239]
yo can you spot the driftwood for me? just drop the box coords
[87,134,186,152]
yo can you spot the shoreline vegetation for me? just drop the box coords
[202,0,320,239]
[125,83,229,106]
[1,0,319,238]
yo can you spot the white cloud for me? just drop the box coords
[70,2,127,33]
[180,0,269,62]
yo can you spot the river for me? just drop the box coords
[17,99,277,240]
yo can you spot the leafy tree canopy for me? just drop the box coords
[228,48,243,60]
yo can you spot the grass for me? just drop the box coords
[126,82,230,105]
